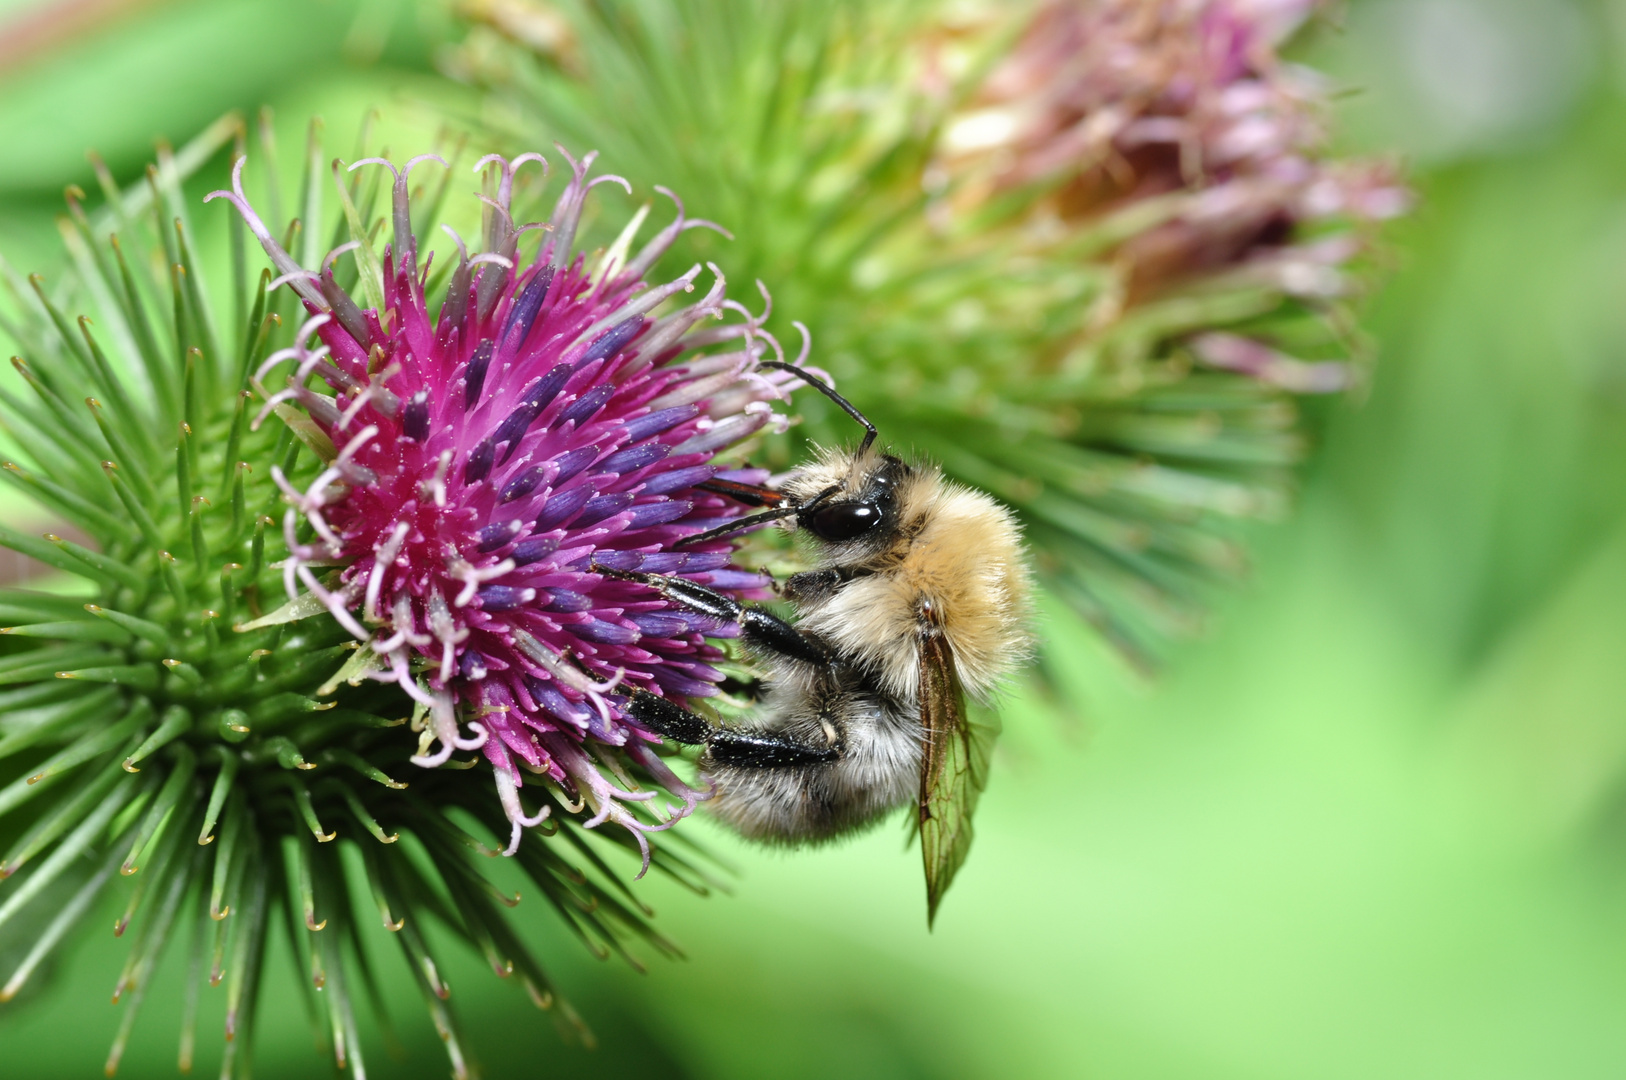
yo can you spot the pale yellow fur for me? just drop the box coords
[702,446,1032,843]
[794,458,1032,706]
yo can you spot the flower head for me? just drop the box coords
[453,0,1409,668]
[210,146,811,858]
[0,113,807,1079]
[934,0,1408,384]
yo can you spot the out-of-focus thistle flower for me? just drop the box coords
[449,0,1409,668]
[0,111,802,1078]
[931,0,1407,387]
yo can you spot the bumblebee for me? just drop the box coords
[607,363,1032,922]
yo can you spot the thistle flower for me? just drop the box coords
[210,146,803,858]
[0,112,801,1078]
[933,0,1408,384]
[451,0,1408,667]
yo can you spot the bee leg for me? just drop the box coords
[623,688,713,744]
[706,729,839,768]
[625,689,839,766]
[595,567,831,667]
[781,567,871,605]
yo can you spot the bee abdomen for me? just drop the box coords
[703,696,920,844]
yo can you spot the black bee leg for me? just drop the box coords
[623,688,713,744]
[707,728,839,768]
[625,689,838,767]
[594,566,831,667]
[782,567,871,605]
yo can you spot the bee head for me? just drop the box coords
[754,363,919,550]
[676,363,912,550]
[800,454,908,545]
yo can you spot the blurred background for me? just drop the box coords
[2,0,1626,1076]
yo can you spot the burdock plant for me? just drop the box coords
[0,112,807,1077]
[0,1,1407,1073]
[449,0,1407,667]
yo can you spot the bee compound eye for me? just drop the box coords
[804,501,880,542]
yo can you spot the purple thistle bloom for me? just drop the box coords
[208,148,815,861]
[934,0,1409,392]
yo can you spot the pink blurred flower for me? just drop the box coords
[935,0,1408,390]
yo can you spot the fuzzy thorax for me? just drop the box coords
[785,446,1033,706]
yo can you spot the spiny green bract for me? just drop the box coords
[448,0,1404,670]
[0,113,716,1080]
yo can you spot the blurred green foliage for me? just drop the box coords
[1,0,1626,1077]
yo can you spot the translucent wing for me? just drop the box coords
[918,631,999,928]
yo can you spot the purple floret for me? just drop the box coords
[211,147,824,861]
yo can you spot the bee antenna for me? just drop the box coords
[676,481,843,548]
[759,361,878,455]
[673,505,800,548]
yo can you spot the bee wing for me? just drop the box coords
[918,631,999,928]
